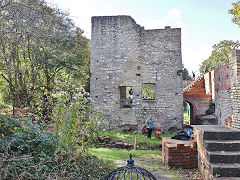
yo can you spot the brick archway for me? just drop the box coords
[184,98,197,125]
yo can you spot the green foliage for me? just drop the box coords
[0,114,56,179]
[229,0,240,27]
[99,130,175,150]
[0,114,112,179]
[89,148,161,162]
[53,87,104,156]
[0,114,56,156]
[31,87,57,122]
[0,78,9,104]
[142,84,155,100]
[0,0,90,109]
[200,40,240,74]
[183,111,190,125]
[0,114,21,137]
[182,67,193,80]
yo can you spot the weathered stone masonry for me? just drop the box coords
[183,64,233,126]
[90,16,183,130]
[230,49,240,129]
[214,63,232,126]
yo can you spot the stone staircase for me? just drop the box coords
[197,115,218,125]
[193,125,240,179]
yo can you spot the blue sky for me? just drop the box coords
[47,0,240,74]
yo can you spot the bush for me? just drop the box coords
[0,114,56,179]
[53,86,104,156]
[0,114,112,179]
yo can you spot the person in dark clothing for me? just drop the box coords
[145,115,154,140]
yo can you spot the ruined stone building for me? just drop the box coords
[163,51,240,179]
[183,50,240,129]
[90,16,183,130]
[183,65,232,126]
[191,50,240,179]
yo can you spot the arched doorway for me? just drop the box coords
[183,101,190,125]
[183,100,196,125]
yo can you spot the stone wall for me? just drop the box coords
[193,97,212,116]
[230,50,240,129]
[90,16,183,131]
[213,63,232,125]
[214,89,232,125]
[184,63,234,126]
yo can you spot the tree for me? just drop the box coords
[0,0,90,117]
[200,40,240,74]
[229,0,240,26]
[182,66,193,80]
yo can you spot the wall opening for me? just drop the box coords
[119,86,133,108]
[142,83,155,100]
[183,100,195,125]
[183,101,190,125]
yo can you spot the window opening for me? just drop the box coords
[119,86,133,108]
[142,83,155,100]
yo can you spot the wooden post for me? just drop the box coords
[134,136,137,150]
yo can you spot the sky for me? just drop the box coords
[46,0,240,74]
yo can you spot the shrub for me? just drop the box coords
[0,114,56,179]
[53,86,105,156]
[0,114,112,179]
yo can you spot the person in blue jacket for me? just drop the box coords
[145,115,154,140]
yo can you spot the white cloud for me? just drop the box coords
[167,8,181,20]
[143,8,185,30]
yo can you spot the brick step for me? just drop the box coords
[203,131,240,140]
[207,151,240,164]
[210,163,240,177]
[198,125,240,140]
[197,115,218,125]
[204,140,240,151]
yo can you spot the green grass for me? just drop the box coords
[99,130,175,149]
[88,147,203,180]
[183,110,190,125]
[88,148,161,162]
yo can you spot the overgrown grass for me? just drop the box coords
[88,148,203,180]
[99,130,175,149]
[88,148,161,162]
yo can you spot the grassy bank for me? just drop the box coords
[99,130,175,149]
[88,148,161,163]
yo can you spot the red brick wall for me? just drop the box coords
[193,127,212,179]
[162,137,197,169]
[214,63,231,91]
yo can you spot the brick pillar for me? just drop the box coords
[230,50,240,129]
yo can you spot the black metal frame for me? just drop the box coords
[105,154,156,180]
